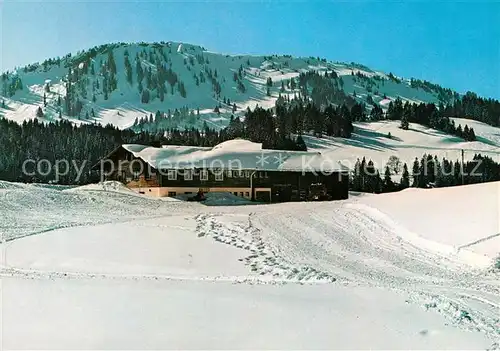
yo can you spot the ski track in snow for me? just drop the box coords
[458,233,500,251]
[193,203,500,344]
[249,203,500,344]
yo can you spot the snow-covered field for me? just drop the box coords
[1,181,499,349]
[304,119,500,173]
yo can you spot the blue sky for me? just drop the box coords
[2,1,499,98]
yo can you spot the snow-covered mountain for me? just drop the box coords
[0,41,457,129]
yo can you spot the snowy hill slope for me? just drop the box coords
[359,182,500,260]
[1,180,499,348]
[0,41,455,129]
[451,117,500,147]
[303,119,500,173]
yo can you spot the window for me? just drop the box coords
[240,192,244,197]
[245,171,251,178]
[200,170,208,181]
[245,192,250,197]
[226,170,232,178]
[184,192,192,195]
[167,191,177,197]
[167,170,177,180]
[146,169,156,180]
[214,170,223,181]
[184,170,193,181]
[233,192,238,196]
[133,171,140,180]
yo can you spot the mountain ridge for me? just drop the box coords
[0,40,468,130]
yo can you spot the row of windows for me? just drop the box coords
[165,170,269,181]
[166,191,250,197]
[168,169,205,181]
[234,191,250,197]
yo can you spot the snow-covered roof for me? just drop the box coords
[122,139,347,172]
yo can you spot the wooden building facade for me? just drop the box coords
[93,142,349,202]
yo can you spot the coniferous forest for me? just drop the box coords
[350,153,500,194]
[0,109,498,190]
[2,48,500,189]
